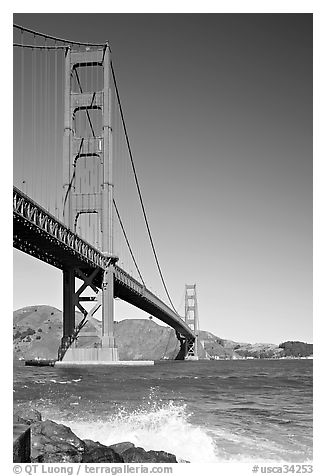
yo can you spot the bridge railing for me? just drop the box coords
[13,186,110,270]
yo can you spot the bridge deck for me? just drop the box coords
[13,187,195,339]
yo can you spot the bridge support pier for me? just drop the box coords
[185,337,198,360]
[59,268,76,360]
[63,268,75,338]
[58,262,119,362]
[59,266,99,361]
[101,263,118,360]
[175,333,198,360]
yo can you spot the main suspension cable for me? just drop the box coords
[110,61,178,314]
[113,199,146,286]
[13,24,106,47]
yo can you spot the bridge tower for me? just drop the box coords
[60,44,118,361]
[184,284,199,360]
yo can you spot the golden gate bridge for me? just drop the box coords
[13,24,199,364]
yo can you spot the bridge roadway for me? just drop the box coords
[13,187,195,339]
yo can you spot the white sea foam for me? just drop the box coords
[49,378,81,384]
[60,400,219,463]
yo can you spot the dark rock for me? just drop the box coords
[13,414,22,424]
[147,450,177,463]
[36,451,81,463]
[109,441,135,454]
[121,446,155,463]
[13,424,31,463]
[11,405,179,464]
[13,407,42,425]
[82,439,123,463]
[30,419,86,463]
[121,446,177,463]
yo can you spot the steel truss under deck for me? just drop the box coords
[13,187,196,345]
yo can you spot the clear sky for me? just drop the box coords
[12,13,312,344]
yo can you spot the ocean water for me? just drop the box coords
[13,359,312,463]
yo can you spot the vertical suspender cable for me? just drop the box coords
[44,37,48,210]
[20,29,25,193]
[32,35,36,199]
[97,61,100,248]
[44,40,48,208]
[39,44,43,204]
[54,42,58,217]
[48,41,51,212]
[61,45,65,221]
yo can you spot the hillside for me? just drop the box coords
[13,305,312,360]
[13,305,205,360]
[198,330,239,359]
[13,305,235,360]
[13,306,71,360]
[279,341,313,358]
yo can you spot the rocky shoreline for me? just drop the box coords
[13,406,181,463]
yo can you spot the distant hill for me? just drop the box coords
[279,341,313,358]
[13,305,206,360]
[13,306,70,360]
[198,330,239,359]
[13,305,312,360]
[229,342,284,359]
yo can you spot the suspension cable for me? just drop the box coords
[110,61,178,314]
[13,24,177,313]
[113,199,145,286]
[13,24,106,47]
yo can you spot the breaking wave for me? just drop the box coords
[59,398,218,463]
